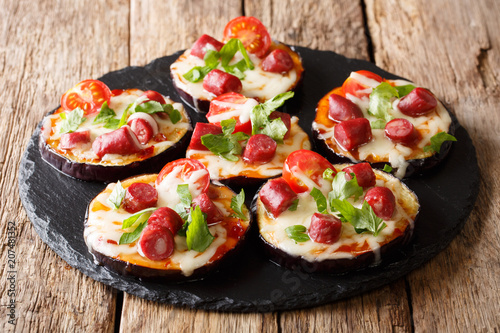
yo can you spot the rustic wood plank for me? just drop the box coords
[123,2,278,331]
[0,0,130,331]
[366,0,500,331]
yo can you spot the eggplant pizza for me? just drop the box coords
[40,80,192,182]
[170,16,303,112]
[85,158,251,279]
[185,91,311,186]
[254,149,419,272]
[312,70,457,178]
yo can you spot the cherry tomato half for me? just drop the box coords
[342,70,383,99]
[156,158,210,194]
[223,16,271,58]
[206,92,257,134]
[282,150,336,193]
[61,80,111,116]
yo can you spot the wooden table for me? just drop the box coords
[2,0,499,331]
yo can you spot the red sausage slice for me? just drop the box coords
[140,90,166,104]
[397,87,437,117]
[189,123,223,150]
[60,130,90,149]
[364,187,396,220]
[128,118,154,145]
[328,94,364,123]
[334,118,372,151]
[342,163,376,188]
[92,126,142,158]
[269,111,291,139]
[384,118,418,146]
[308,213,342,244]
[192,193,224,225]
[242,134,277,164]
[260,178,298,218]
[203,69,242,96]
[122,183,158,214]
[138,224,174,261]
[147,207,184,235]
[190,34,224,59]
[261,49,294,73]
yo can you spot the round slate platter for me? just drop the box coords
[19,47,479,312]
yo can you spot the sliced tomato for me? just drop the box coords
[223,16,271,58]
[61,80,111,116]
[141,90,166,104]
[206,92,256,134]
[156,158,210,194]
[111,89,125,97]
[282,150,336,193]
[342,70,383,99]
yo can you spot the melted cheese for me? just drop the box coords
[186,117,311,180]
[85,174,250,277]
[170,50,297,102]
[207,98,259,124]
[257,167,419,263]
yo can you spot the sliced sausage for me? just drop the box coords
[147,207,184,235]
[190,34,224,59]
[192,193,224,225]
[203,69,242,96]
[261,49,294,73]
[384,118,418,146]
[140,90,166,104]
[127,116,156,145]
[242,134,277,164]
[334,118,372,151]
[269,111,291,139]
[138,224,175,261]
[364,187,396,220]
[397,87,437,117]
[308,213,342,244]
[188,122,223,150]
[92,126,142,158]
[122,183,158,214]
[60,130,90,149]
[260,177,298,218]
[328,94,364,122]
[342,163,376,188]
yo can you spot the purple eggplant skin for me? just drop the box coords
[171,81,212,114]
[312,106,458,178]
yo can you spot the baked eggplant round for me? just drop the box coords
[39,83,192,182]
[312,71,456,178]
[85,160,251,281]
[170,16,303,113]
[254,159,419,273]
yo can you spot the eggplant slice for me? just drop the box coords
[170,42,304,113]
[39,91,192,182]
[85,174,252,281]
[254,165,420,273]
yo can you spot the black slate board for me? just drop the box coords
[19,47,480,312]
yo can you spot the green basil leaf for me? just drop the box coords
[107,180,126,210]
[368,82,397,126]
[177,184,192,207]
[121,207,157,230]
[162,104,182,124]
[119,221,148,245]
[330,198,357,223]
[309,188,328,214]
[382,164,393,173]
[221,119,237,136]
[288,199,299,211]
[423,132,457,153]
[220,38,254,73]
[183,65,215,83]
[395,84,415,98]
[201,120,249,161]
[134,100,164,114]
[351,201,386,236]
[370,119,387,129]
[285,225,310,243]
[329,171,363,202]
[93,101,116,124]
[201,134,234,154]
[231,189,247,220]
[104,118,120,129]
[204,49,220,68]
[59,108,86,134]
[323,168,335,181]
[250,91,294,142]
[186,205,214,252]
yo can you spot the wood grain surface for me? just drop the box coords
[1,0,498,332]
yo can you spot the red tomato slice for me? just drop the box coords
[223,16,271,58]
[61,80,111,116]
[282,150,336,193]
[111,89,125,97]
[156,158,210,194]
[342,70,383,99]
[206,92,256,134]
[141,90,166,104]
